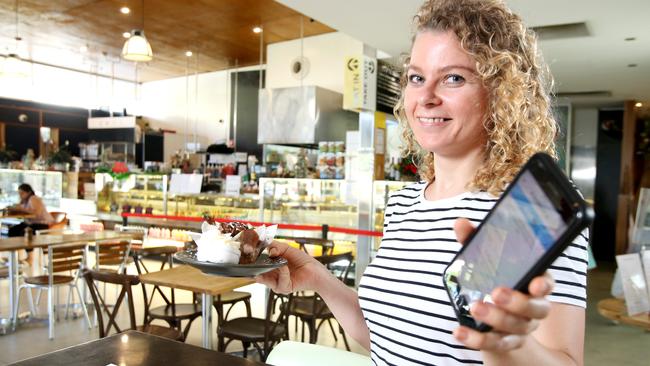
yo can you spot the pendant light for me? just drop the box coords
[1,0,28,77]
[122,0,153,62]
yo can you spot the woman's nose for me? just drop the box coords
[417,86,442,107]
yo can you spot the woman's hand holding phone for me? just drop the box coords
[451,218,555,352]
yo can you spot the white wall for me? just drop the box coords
[265,32,364,93]
[140,70,231,161]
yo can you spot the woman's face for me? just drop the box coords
[404,30,489,157]
[18,189,29,201]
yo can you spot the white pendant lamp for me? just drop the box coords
[121,0,153,62]
[122,29,153,62]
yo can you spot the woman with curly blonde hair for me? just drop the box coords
[258,0,588,365]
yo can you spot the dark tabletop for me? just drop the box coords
[8,331,270,366]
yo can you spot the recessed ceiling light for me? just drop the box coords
[253,26,263,34]
[185,51,193,57]
[120,7,130,14]
[628,63,638,67]
[79,45,88,53]
[625,37,636,41]
[635,102,643,107]
[122,32,131,38]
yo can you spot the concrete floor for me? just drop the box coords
[0,259,647,365]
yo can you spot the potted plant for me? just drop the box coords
[47,145,74,171]
[0,146,17,168]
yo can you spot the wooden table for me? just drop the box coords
[0,231,134,337]
[139,265,254,349]
[597,298,650,331]
[8,330,268,366]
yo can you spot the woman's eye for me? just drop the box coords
[443,74,465,85]
[408,74,424,84]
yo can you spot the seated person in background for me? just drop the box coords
[7,183,54,237]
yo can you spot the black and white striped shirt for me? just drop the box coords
[358,181,589,366]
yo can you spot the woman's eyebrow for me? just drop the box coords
[438,64,475,74]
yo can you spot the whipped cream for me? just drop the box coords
[196,229,241,264]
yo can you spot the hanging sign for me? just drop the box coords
[343,55,377,112]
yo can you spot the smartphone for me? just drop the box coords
[442,152,593,332]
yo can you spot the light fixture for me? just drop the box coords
[80,45,88,53]
[635,102,643,108]
[121,0,153,62]
[185,50,193,57]
[253,26,263,34]
[120,6,130,14]
[122,30,153,61]
[122,31,131,38]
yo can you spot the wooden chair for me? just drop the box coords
[285,252,353,350]
[94,241,132,274]
[133,245,202,341]
[217,290,291,361]
[82,268,183,341]
[13,243,92,339]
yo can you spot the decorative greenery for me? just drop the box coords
[47,145,74,166]
[0,146,17,163]
[96,161,132,180]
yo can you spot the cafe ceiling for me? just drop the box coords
[0,0,335,82]
[278,0,650,105]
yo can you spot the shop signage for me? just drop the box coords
[344,55,377,112]
[88,116,136,129]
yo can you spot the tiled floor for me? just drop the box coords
[0,259,648,365]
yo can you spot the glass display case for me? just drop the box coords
[96,173,168,215]
[167,193,259,220]
[259,178,358,229]
[0,169,63,209]
[96,173,259,221]
[371,180,411,250]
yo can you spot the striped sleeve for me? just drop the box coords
[546,228,589,308]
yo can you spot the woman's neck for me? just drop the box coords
[424,147,485,201]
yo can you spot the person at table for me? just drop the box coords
[7,183,54,237]
[257,0,589,365]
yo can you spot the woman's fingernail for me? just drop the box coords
[455,328,468,341]
[495,288,512,305]
[472,303,488,317]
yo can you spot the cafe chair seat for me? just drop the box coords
[219,317,287,340]
[148,303,202,321]
[24,275,74,286]
[136,324,184,341]
[266,340,372,366]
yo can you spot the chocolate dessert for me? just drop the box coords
[219,222,249,237]
[238,229,263,264]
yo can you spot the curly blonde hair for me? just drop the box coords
[394,0,558,195]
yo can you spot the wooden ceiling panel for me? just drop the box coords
[0,0,335,82]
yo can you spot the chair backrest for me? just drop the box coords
[49,212,68,229]
[44,244,87,275]
[82,269,141,338]
[314,251,353,283]
[264,290,292,350]
[95,241,131,270]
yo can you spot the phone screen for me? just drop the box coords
[444,169,569,327]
